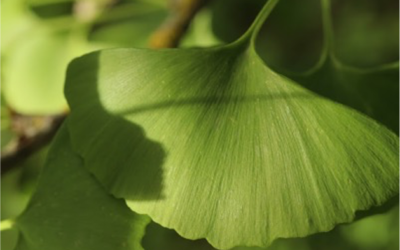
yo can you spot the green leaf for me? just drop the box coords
[65,44,398,249]
[2,28,89,115]
[14,125,150,250]
[143,205,399,250]
[64,0,399,248]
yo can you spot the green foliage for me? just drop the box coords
[2,0,398,249]
[1,0,167,114]
[14,125,150,250]
[64,43,399,249]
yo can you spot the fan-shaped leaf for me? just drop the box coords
[65,42,399,248]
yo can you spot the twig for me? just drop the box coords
[149,0,210,48]
[1,111,66,175]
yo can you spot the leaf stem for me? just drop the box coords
[1,219,15,232]
[321,0,334,53]
[233,0,281,46]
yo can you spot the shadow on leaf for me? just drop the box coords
[66,52,166,201]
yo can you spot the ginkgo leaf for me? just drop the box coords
[64,39,399,249]
[64,0,399,249]
[14,125,150,250]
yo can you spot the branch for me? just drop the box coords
[1,111,66,175]
[149,0,210,48]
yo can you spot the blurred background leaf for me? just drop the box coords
[1,0,168,115]
[3,28,88,114]
[331,0,399,67]
[180,0,398,70]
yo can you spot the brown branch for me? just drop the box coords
[149,0,210,48]
[1,111,67,175]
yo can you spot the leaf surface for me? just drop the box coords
[65,41,399,248]
[14,125,150,250]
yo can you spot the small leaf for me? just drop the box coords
[14,124,150,250]
[65,43,399,249]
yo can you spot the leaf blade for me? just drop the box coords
[65,46,399,249]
